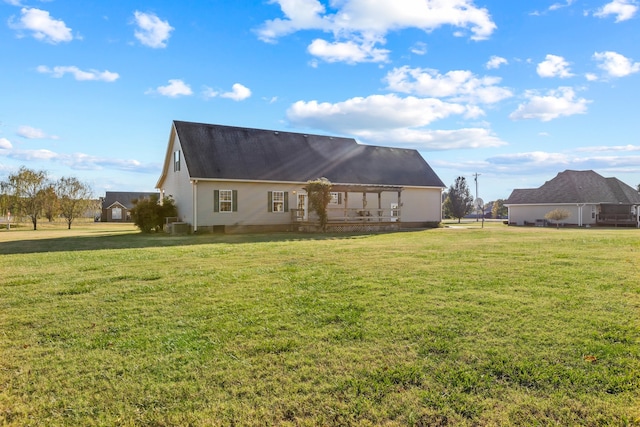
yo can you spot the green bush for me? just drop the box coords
[130,195,178,233]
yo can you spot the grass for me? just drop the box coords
[1,222,639,426]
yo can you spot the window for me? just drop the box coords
[268,191,289,212]
[330,192,342,204]
[219,190,232,212]
[173,150,181,172]
[272,191,284,212]
[112,207,122,220]
[214,190,237,212]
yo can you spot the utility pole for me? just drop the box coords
[473,173,481,221]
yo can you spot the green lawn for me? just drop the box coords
[1,223,639,426]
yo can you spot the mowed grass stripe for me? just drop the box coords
[0,223,639,425]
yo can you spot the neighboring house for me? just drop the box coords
[101,191,158,222]
[155,120,446,233]
[505,170,640,227]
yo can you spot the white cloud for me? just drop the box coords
[593,51,640,77]
[287,94,468,133]
[354,127,507,150]
[308,38,390,63]
[537,54,574,78]
[148,79,193,97]
[285,93,506,150]
[1,146,159,173]
[133,11,174,48]
[594,0,638,22]
[37,65,119,82]
[384,66,513,104]
[0,138,12,149]
[221,83,252,101]
[549,0,575,11]
[488,151,571,166]
[9,7,73,44]
[410,42,427,55]
[485,150,640,174]
[202,83,252,101]
[257,0,496,63]
[486,55,507,69]
[17,125,59,140]
[575,144,640,152]
[509,87,590,122]
[202,87,219,99]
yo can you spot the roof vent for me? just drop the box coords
[274,131,279,135]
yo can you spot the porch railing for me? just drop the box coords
[596,214,638,226]
[291,208,400,223]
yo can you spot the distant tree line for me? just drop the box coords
[0,166,97,230]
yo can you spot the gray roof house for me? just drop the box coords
[156,120,445,233]
[505,170,640,227]
[101,191,158,222]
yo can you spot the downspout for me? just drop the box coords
[192,180,198,233]
[577,203,584,227]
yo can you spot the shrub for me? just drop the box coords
[130,195,177,233]
[305,177,332,231]
[544,208,571,228]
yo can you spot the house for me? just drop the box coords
[155,120,446,233]
[505,170,640,227]
[101,191,158,222]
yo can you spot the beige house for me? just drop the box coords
[155,121,445,233]
[505,170,640,227]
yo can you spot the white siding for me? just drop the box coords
[158,133,194,223]
[508,204,597,226]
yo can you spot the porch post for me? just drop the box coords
[397,191,402,222]
[378,192,382,220]
[192,180,198,232]
[344,192,348,221]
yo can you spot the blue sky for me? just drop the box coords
[1,0,639,202]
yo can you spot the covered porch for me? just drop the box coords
[596,204,639,227]
[291,184,404,232]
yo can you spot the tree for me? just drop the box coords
[443,176,474,223]
[491,199,508,219]
[305,177,333,231]
[130,195,177,233]
[57,176,94,229]
[544,208,571,228]
[4,167,50,230]
[0,184,13,220]
[41,185,59,222]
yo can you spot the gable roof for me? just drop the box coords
[102,191,158,210]
[160,121,445,188]
[506,170,640,205]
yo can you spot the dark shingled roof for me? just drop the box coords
[173,121,445,188]
[506,170,640,204]
[102,191,158,209]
